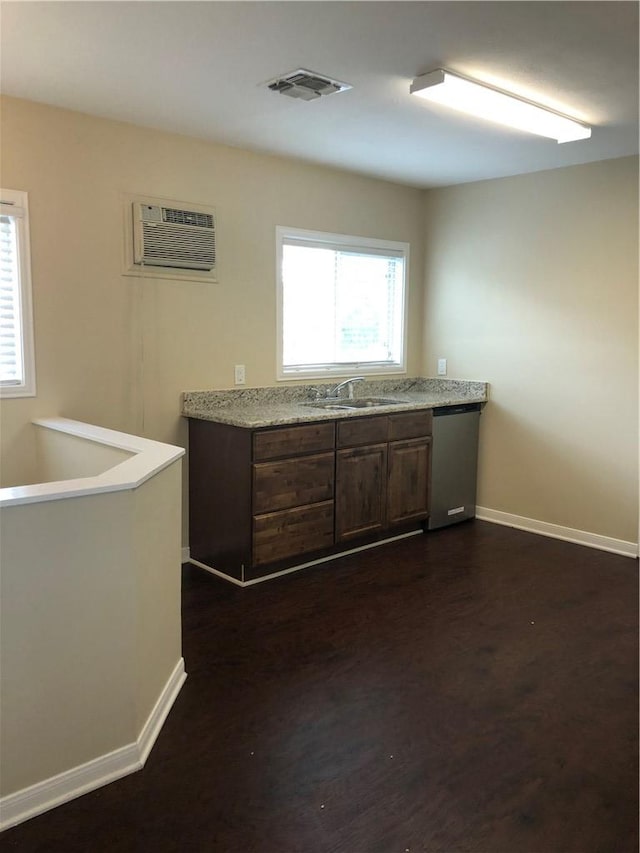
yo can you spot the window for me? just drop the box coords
[277,227,408,379]
[0,189,36,397]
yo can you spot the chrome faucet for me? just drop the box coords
[326,376,365,400]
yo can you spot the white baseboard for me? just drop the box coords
[0,743,140,834]
[137,657,187,766]
[181,546,190,562]
[0,658,186,831]
[190,529,424,587]
[476,507,638,559]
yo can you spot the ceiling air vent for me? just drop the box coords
[267,69,352,101]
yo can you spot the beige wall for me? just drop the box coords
[423,157,638,543]
[34,425,133,485]
[0,96,425,541]
[1,490,135,795]
[133,463,183,733]
[1,97,637,547]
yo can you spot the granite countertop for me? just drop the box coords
[182,378,488,429]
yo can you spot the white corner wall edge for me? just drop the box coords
[476,507,639,559]
[1,417,185,508]
[0,658,187,831]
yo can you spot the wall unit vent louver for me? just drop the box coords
[133,202,216,272]
[266,69,352,101]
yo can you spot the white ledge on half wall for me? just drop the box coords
[0,417,184,507]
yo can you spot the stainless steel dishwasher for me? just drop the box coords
[428,402,481,530]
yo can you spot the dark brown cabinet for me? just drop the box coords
[251,422,335,575]
[387,411,432,527]
[387,438,431,525]
[188,419,335,581]
[188,408,432,582]
[336,443,388,541]
[335,410,432,542]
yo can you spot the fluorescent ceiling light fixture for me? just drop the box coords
[410,69,591,143]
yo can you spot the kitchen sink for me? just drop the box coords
[302,397,407,411]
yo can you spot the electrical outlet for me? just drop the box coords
[234,364,246,385]
[437,358,447,376]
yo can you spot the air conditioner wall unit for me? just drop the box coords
[133,202,216,272]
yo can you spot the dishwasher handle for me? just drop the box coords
[433,403,481,417]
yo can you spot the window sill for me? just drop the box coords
[278,365,407,382]
[0,384,37,399]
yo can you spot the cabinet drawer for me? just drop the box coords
[337,416,388,448]
[253,501,334,566]
[253,452,334,514]
[253,422,335,461]
[388,410,432,441]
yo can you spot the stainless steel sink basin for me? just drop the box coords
[302,397,406,411]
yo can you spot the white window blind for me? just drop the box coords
[277,227,408,379]
[0,190,36,397]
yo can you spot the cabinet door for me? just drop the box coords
[335,444,387,541]
[387,438,431,526]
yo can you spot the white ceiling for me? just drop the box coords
[1,1,638,188]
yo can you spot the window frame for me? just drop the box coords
[0,188,36,398]
[276,226,409,381]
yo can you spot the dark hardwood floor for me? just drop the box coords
[3,521,638,852]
